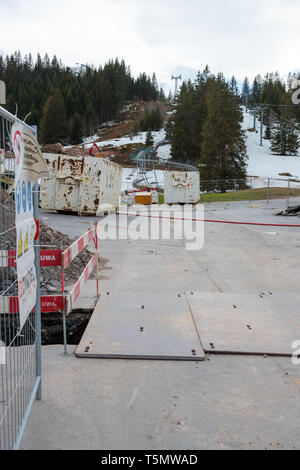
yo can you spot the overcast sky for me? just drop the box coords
[0,0,299,92]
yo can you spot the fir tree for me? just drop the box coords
[70,113,83,145]
[270,94,300,155]
[251,75,263,105]
[201,80,248,189]
[270,122,300,155]
[229,76,240,97]
[264,121,272,140]
[242,77,250,107]
[40,89,68,144]
[145,130,154,147]
[165,116,174,140]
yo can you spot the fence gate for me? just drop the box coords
[0,106,42,450]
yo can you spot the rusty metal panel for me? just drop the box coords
[76,292,205,361]
[40,154,58,210]
[39,154,122,215]
[78,157,101,215]
[56,155,84,180]
[96,158,123,211]
[186,292,300,356]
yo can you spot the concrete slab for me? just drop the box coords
[21,346,300,450]
[186,292,300,356]
[76,292,205,361]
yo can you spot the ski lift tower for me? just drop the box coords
[172,75,182,96]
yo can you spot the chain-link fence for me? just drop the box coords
[0,107,41,450]
[201,177,300,207]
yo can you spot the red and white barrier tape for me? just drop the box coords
[66,254,97,314]
[62,227,95,269]
[0,249,62,268]
[1,224,98,314]
[0,295,64,314]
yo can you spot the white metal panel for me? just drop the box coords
[164,171,200,204]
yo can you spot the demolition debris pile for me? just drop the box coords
[277,205,300,217]
[0,188,95,295]
[39,221,93,294]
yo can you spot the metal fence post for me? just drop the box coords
[287,179,291,208]
[260,109,264,146]
[267,178,270,205]
[33,182,42,401]
[60,241,68,356]
[249,178,252,203]
[32,125,42,401]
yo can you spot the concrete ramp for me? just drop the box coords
[76,292,205,361]
[186,292,300,356]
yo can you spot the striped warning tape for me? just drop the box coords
[62,226,96,269]
[66,254,97,314]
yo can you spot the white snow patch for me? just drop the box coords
[243,108,300,188]
[157,144,171,160]
[84,128,166,149]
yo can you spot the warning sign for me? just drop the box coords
[12,122,49,329]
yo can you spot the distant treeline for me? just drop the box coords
[0,51,166,143]
[241,71,300,122]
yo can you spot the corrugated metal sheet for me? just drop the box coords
[40,154,123,215]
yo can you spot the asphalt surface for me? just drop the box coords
[21,198,300,450]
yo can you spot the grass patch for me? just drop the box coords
[157,188,300,204]
[158,193,165,204]
[201,187,300,203]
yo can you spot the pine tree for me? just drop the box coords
[264,121,272,140]
[229,76,240,97]
[270,93,300,155]
[251,75,263,105]
[242,77,250,107]
[40,89,68,144]
[201,81,248,190]
[165,116,174,140]
[270,122,300,155]
[145,130,154,147]
[153,107,163,131]
[70,113,83,145]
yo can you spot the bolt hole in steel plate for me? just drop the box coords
[76,292,205,361]
[186,292,300,356]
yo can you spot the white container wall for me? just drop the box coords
[40,154,123,215]
[164,171,200,204]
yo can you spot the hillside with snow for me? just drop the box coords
[243,108,300,184]
[64,104,300,190]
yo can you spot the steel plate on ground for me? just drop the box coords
[186,292,300,356]
[76,292,205,361]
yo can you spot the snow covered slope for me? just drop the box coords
[84,129,167,149]
[243,108,300,183]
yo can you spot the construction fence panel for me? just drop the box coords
[0,107,41,450]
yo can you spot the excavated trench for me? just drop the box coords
[41,310,93,345]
